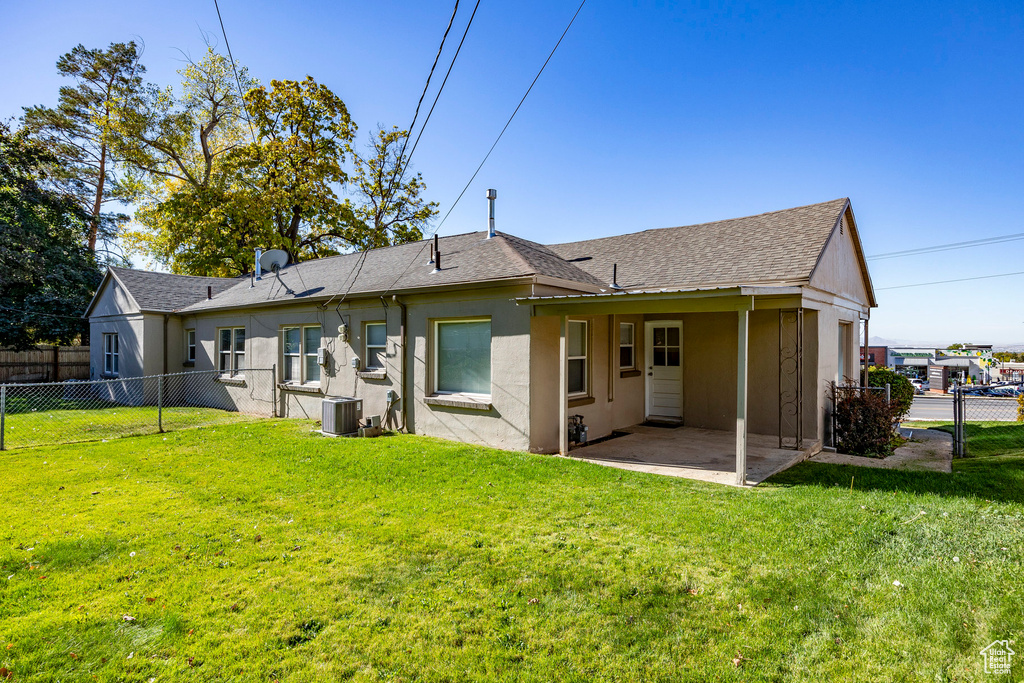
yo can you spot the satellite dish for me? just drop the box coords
[260,249,290,272]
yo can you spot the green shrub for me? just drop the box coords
[867,367,915,420]
[833,385,900,457]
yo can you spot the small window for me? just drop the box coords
[568,320,588,396]
[365,322,387,370]
[282,325,322,384]
[103,333,119,376]
[304,326,321,383]
[434,319,491,396]
[186,329,196,362]
[619,322,635,370]
[218,327,245,376]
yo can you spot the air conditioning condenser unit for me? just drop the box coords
[322,396,363,436]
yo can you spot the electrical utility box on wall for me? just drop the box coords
[321,396,363,436]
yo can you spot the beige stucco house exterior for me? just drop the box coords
[86,198,875,484]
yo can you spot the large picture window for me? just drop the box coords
[283,325,321,384]
[568,320,588,396]
[365,322,387,370]
[434,319,491,396]
[218,327,245,376]
[103,333,119,376]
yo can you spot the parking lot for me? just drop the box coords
[907,394,1021,421]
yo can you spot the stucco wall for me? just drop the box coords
[89,315,147,380]
[180,285,535,450]
[809,212,872,307]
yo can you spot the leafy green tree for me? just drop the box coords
[0,124,101,348]
[115,50,433,275]
[349,126,438,250]
[21,41,145,260]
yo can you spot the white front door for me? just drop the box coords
[645,320,683,419]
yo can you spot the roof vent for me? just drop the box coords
[428,233,438,265]
[432,250,442,274]
[486,189,497,239]
[610,263,622,290]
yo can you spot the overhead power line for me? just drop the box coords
[876,269,1024,291]
[332,0,463,306]
[432,0,588,235]
[867,232,1024,260]
[212,0,257,143]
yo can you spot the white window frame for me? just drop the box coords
[218,327,245,377]
[103,333,119,376]
[568,320,589,398]
[432,318,492,398]
[282,325,322,385]
[364,322,387,370]
[185,329,196,363]
[619,322,635,370]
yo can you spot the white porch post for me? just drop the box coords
[559,314,569,455]
[736,308,749,486]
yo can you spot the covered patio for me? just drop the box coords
[566,424,819,486]
[521,286,843,486]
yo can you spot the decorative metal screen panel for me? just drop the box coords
[779,309,803,449]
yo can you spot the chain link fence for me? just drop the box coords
[0,368,277,450]
[952,386,1024,457]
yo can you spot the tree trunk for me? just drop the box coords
[89,145,106,253]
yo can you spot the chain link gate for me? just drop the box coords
[952,385,1024,457]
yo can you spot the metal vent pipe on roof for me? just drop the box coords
[433,250,441,273]
[486,189,497,238]
[255,248,263,280]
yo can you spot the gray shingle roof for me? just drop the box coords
[178,232,607,313]
[162,198,852,313]
[547,198,850,290]
[109,267,238,313]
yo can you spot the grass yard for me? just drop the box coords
[3,406,264,449]
[905,421,1024,459]
[1,421,1022,681]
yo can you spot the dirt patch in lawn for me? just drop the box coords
[810,428,952,473]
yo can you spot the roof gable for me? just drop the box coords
[86,267,238,317]
[808,204,877,307]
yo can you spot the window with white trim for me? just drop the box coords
[103,333,119,376]
[185,329,196,363]
[282,325,322,384]
[433,319,491,396]
[568,320,588,396]
[218,327,245,376]
[619,322,635,370]
[365,322,386,370]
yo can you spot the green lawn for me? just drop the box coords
[904,420,1024,459]
[1,422,1021,681]
[3,406,263,449]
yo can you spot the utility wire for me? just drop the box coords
[0,306,87,321]
[332,0,462,307]
[876,269,1024,291]
[867,232,1024,260]
[432,0,588,236]
[213,0,258,144]
[405,0,482,167]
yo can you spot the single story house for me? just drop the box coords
[86,197,876,484]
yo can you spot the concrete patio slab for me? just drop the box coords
[564,424,819,486]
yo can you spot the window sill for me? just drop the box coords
[569,396,595,408]
[620,369,642,379]
[216,375,246,386]
[182,361,195,368]
[278,382,323,394]
[357,370,387,380]
[100,373,119,380]
[425,395,493,411]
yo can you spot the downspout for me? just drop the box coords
[162,314,169,375]
[393,295,408,431]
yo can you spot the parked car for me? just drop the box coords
[909,378,927,394]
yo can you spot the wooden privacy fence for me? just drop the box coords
[0,345,90,384]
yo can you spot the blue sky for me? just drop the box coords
[3,1,1024,345]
